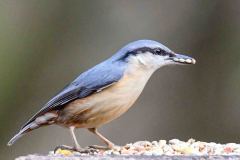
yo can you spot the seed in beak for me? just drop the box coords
[173,58,179,62]
[186,59,192,63]
[192,59,196,64]
[179,58,185,63]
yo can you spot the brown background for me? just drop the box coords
[0,0,240,159]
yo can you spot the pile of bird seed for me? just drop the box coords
[51,139,240,156]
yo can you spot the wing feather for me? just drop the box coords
[21,60,125,129]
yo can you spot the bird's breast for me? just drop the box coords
[58,68,154,128]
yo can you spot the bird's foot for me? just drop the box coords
[88,144,121,151]
[54,145,82,154]
[54,145,76,153]
[54,145,98,154]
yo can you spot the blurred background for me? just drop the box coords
[0,0,240,159]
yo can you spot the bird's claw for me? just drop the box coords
[54,145,76,153]
[54,145,98,154]
[88,144,121,151]
[88,145,109,150]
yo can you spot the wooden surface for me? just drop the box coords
[15,155,240,160]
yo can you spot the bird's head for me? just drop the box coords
[113,40,196,70]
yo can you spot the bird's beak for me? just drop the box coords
[170,53,196,64]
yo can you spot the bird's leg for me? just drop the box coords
[88,128,116,150]
[69,126,81,150]
[54,127,82,153]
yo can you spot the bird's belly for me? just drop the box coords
[58,86,141,128]
[57,70,152,128]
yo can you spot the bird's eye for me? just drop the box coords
[155,49,167,56]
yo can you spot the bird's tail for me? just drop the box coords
[7,122,38,146]
[8,112,58,146]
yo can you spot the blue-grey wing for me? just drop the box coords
[21,60,125,129]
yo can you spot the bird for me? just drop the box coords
[8,39,196,152]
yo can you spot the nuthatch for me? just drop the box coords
[8,40,196,151]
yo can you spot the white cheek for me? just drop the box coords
[135,54,147,65]
[136,52,161,68]
[153,56,166,66]
[128,52,169,70]
[140,53,168,68]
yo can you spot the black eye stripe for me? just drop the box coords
[117,47,171,61]
[169,53,175,57]
[154,49,167,56]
